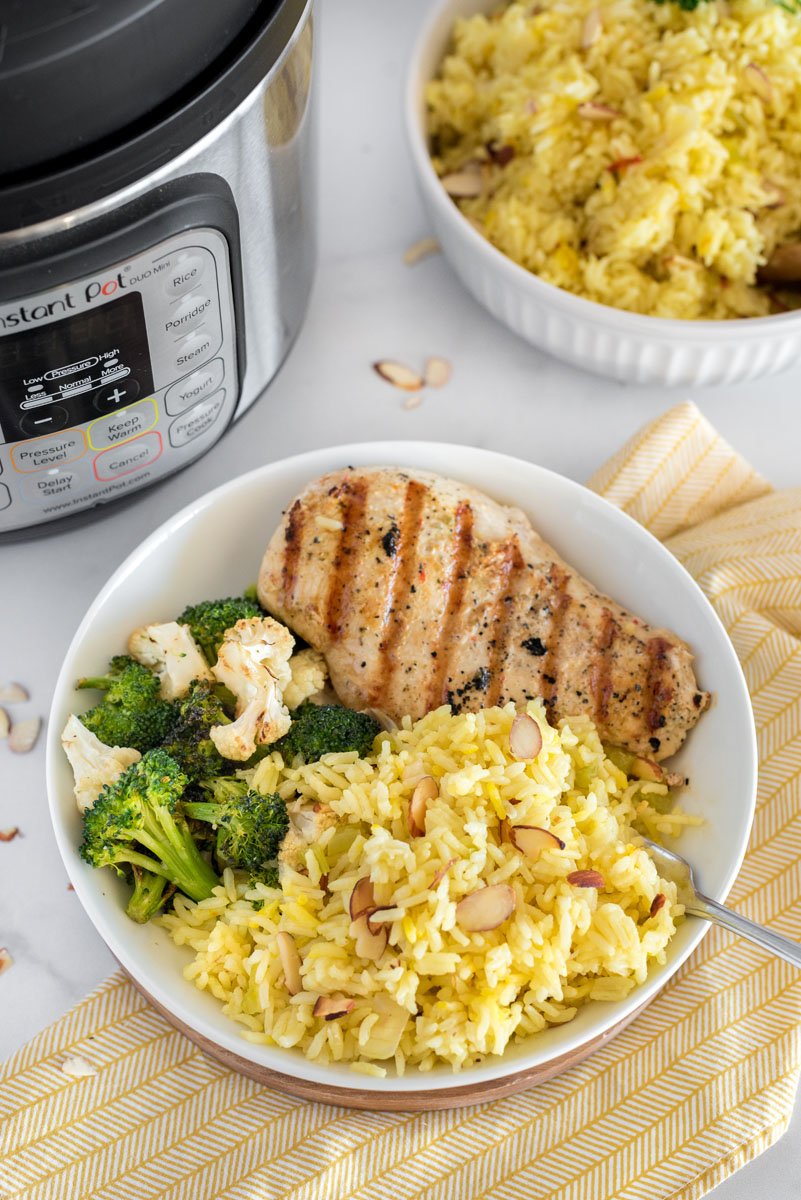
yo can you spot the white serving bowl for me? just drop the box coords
[47,443,757,1108]
[405,0,801,387]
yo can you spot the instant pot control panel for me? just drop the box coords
[0,227,238,533]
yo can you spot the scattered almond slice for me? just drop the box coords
[403,236,440,266]
[362,707,398,732]
[349,877,376,921]
[499,818,510,843]
[455,884,516,932]
[314,514,345,532]
[509,713,542,760]
[8,717,41,754]
[353,914,388,961]
[276,931,302,995]
[509,825,565,858]
[0,947,12,975]
[630,756,663,783]
[61,1054,97,1079]
[0,708,8,739]
[430,857,458,888]
[373,360,424,391]
[403,392,425,411]
[424,357,452,389]
[408,775,437,837]
[744,62,773,104]
[581,8,602,48]
[650,893,666,918]
[0,683,28,704]
[360,994,409,1059]
[0,828,19,842]
[365,907,395,935]
[441,166,484,198]
[567,869,605,888]
[577,102,620,121]
[313,993,355,1021]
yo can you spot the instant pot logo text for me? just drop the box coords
[0,265,160,329]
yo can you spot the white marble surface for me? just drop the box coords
[2,0,800,1192]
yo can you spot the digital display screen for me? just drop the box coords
[0,292,154,442]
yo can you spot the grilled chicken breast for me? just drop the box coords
[257,468,709,760]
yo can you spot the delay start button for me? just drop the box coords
[169,388,226,448]
[93,432,162,481]
[19,461,92,505]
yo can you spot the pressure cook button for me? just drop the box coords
[164,254,205,298]
[169,388,226,448]
[11,429,85,473]
[165,293,214,338]
[93,432,162,481]
[93,379,141,413]
[88,399,157,450]
[174,330,218,374]
[18,460,92,505]
[0,483,10,511]
[18,405,70,436]
[164,358,225,415]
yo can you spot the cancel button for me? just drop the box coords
[169,388,226,448]
[93,432,162,481]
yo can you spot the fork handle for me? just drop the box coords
[686,893,801,969]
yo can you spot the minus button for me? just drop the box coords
[18,404,69,437]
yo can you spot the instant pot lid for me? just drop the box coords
[0,0,307,235]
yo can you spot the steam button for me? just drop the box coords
[174,330,218,374]
[164,254,205,298]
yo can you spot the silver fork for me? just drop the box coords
[641,837,801,969]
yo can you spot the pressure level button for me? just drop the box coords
[164,254,205,297]
[165,358,224,415]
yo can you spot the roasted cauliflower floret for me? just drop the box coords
[283,648,327,710]
[128,621,212,700]
[61,714,141,812]
[210,616,295,761]
[278,799,338,871]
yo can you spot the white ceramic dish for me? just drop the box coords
[405,0,801,387]
[47,443,757,1101]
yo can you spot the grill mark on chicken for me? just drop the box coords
[281,500,305,603]
[540,564,572,711]
[590,608,617,722]
[428,501,474,708]
[645,636,674,732]
[370,479,428,699]
[325,479,370,640]
[485,539,525,707]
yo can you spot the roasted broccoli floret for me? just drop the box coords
[275,703,380,762]
[126,864,174,924]
[79,748,219,907]
[77,655,175,753]
[160,679,232,783]
[176,596,262,665]
[183,777,289,886]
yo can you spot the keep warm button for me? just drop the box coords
[88,399,157,449]
[169,388,225,448]
[94,432,162,481]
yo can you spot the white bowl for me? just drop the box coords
[405,0,801,387]
[47,443,757,1105]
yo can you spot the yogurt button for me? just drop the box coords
[174,330,218,374]
[11,429,85,473]
[93,432,162,481]
[169,388,226,448]
[165,357,225,415]
[164,254,205,298]
[0,483,10,511]
[19,460,92,505]
[165,292,214,338]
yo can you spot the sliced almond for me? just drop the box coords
[0,708,8,739]
[509,825,565,858]
[577,102,620,121]
[60,1054,97,1079]
[313,993,355,1021]
[408,775,437,837]
[276,931,302,995]
[0,683,28,704]
[630,756,663,783]
[353,914,388,961]
[455,884,516,932]
[365,906,395,935]
[0,947,12,975]
[373,361,424,391]
[509,713,543,760]
[349,877,376,921]
[744,62,773,104]
[424,357,452,389]
[650,893,666,918]
[360,993,409,1059]
[757,242,801,284]
[361,707,398,732]
[567,869,605,888]
[499,818,510,843]
[403,392,425,412]
[403,236,440,266]
[0,828,19,842]
[430,857,458,888]
[581,8,602,48]
[8,717,41,754]
[665,770,686,788]
[441,166,484,198]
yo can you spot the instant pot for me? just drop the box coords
[0,0,315,540]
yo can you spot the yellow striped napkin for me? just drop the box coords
[4,400,801,1200]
